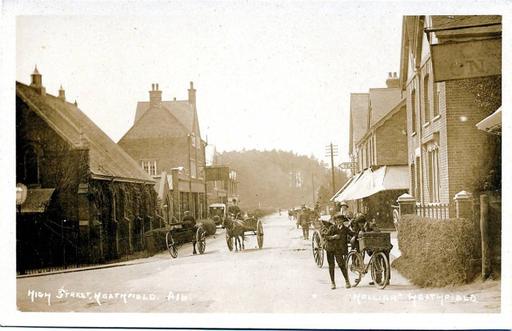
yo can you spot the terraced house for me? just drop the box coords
[16,68,157,274]
[399,15,501,218]
[334,74,408,228]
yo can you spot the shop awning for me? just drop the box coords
[476,107,501,135]
[20,188,55,213]
[332,166,408,202]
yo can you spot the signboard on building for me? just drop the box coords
[339,162,356,170]
[431,38,501,82]
[205,166,230,181]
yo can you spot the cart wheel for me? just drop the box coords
[166,231,178,258]
[312,231,324,268]
[346,251,363,287]
[196,226,207,254]
[256,219,264,249]
[370,251,390,289]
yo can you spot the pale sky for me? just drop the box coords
[16,3,404,164]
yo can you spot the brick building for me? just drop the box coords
[16,68,157,273]
[118,83,207,221]
[206,166,239,205]
[399,16,501,216]
[333,74,408,227]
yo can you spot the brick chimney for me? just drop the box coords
[188,81,196,106]
[58,85,66,101]
[149,83,162,108]
[30,65,46,95]
[385,72,399,88]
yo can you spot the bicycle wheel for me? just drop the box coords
[346,251,363,287]
[311,231,324,268]
[166,231,178,258]
[370,251,390,289]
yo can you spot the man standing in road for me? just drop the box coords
[322,212,355,289]
[299,206,311,240]
[182,211,198,255]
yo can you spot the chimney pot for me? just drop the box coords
[188,81,196,106]
[58,85,66,101]
[149,83,162,107]
[30,65,45,95]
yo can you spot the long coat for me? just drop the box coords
[321,223,354,254]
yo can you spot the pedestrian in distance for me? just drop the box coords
[182,211,198,255]
[321,212,355,290]
[299,206,311,240]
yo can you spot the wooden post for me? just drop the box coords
[480,194,491,279]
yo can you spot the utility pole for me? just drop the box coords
[311,172,315,205]
[325,143,338,196]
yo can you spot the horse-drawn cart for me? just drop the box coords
[165,223,207,258]
[224,216,264,251]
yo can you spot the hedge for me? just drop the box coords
[392,214,481,287]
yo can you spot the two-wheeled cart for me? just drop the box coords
[165,223,207,258]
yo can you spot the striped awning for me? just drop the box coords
[331,166,408,202]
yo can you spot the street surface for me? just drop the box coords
[17,213,500,313]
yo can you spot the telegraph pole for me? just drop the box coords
[311,172,315,205]
[325,143,338,196]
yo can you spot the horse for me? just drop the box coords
[224,213,246,251]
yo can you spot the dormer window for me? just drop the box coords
[141,160,157,176]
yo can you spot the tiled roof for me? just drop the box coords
[135,100,198,135]
[16,82,154,183]
[350,93,369,151]
[368,88,402,128]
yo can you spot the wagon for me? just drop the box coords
[209,203,227,226]
[225,215,264,251]
[165,223,207,258]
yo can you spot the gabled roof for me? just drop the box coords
[119,106,189,140]
[368,88,402,128]
[16,82,154,183]
[135,100,199,136]
[349,93,369,154]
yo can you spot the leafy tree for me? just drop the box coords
[217,149,348,210]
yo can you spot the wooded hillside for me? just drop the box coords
[217,149,348,210]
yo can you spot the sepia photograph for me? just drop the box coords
[1,0,510,329]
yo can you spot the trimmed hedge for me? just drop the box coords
[392,215,481,287]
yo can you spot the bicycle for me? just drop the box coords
[346,231,392,289]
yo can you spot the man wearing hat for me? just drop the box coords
[339,201,349,216]
[182,211,198,255]
[321,211,355,289]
